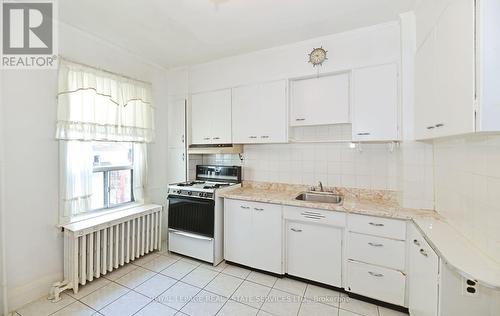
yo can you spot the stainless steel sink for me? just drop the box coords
[295,192,344,204]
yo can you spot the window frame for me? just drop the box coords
[91,143,135,211]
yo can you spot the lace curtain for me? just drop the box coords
[56,60,154,143]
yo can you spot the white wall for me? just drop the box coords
[434,135,500,264]
[0,22,169,312]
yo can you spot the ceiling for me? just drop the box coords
[59,0,416,69]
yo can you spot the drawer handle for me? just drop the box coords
[290,228,302,232]
[368,242,384,247]
[369,222,384,227]
[413,239,421,246]
[304,215,325,220]
[420,249,429,257]
[295,118,306,121]
[368,271,384,277]
[240,206,250,209]
[212,137,220,140]
[426,126,435,130]
[249,136,258,139]
[260,136,270,139]
[203,137,211,140]
[357,132,371,136]
[301,212,325,218]
[254,208,264,211]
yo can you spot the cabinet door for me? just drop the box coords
[252,202,283,274]
[232,80,287,144]
[191,92,213,145]
[408,224,439,316]
[290,73,350,126]
[433,0,475,138]
[415,30,438,140]
[191,90,232,144]
[208,89,232,144]
[224,199,253,267]
[352,64,399,141]
[258,80,288,143]
[286,221,342,287]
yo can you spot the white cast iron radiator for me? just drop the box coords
[49,204,162,302]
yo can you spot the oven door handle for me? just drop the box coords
[169,229,213,241]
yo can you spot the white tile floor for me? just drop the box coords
[15,251,409,316]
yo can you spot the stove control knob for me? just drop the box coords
[187,191,192,196]
[199,192,205,198]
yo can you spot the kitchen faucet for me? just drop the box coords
[318,181,324,192]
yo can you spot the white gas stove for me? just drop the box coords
[167,165,242,265]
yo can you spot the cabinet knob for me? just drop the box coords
[368,271,384,277]
[290,228,302,232]
[419,249,429,257]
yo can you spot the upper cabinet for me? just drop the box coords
[352,63,400,141]
[190,89,232,145]
[232,80,288,144]
[415,0,500,140]
[290,73,350,127]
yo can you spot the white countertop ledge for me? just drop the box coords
[413,217,500,290]
[63,204,163,232]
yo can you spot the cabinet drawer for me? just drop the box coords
[284,206,346,227]
[347,260,406,306]
[347,232,406,270]
[349,214,406,240]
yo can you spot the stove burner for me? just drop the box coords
[177,181,205,187]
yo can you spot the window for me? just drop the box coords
[91,142,134,210]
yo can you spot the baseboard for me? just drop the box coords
[7,272,62,313]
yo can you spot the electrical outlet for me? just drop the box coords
[462,278,479,297]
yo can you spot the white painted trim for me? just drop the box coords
[7,272,62,313]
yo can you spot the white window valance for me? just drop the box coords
[56,60,154,143]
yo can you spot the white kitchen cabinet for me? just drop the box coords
[290,73,350,127]
[415,0,500,139]
[408,224,439,316]
[224,199,283,273]
[286,221,342,287]
[352,63,400,141]
[232,80,288,144]
[346,214,407,306]
[190,89,232,145]
[347,260,406,306]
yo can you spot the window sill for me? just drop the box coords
[59,202,161,228]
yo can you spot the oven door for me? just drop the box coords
[167,195,215,238]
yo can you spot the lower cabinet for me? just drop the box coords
[408,223,439,316]
[224,199,283,274]
[286,221,343,287]
[347,260,406,305]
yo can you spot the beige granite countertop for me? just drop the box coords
[220,181,440,221]
[220,181,500,289]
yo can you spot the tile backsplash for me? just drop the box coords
[434,134,500,264]
[190,141,434,211]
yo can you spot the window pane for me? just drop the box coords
[109,170,132,206]
[91,172,105,210]
[93,142,132,168]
